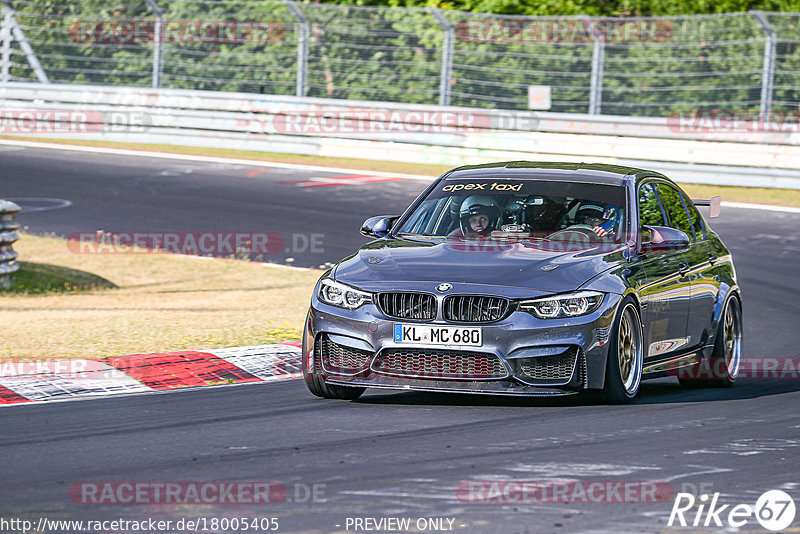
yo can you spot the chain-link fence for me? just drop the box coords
[1,0,798,117]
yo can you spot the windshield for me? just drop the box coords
[397,177,627,245]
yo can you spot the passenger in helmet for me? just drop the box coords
[459,195,501,236]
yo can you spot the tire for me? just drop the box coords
[302,319,366,400]
[602,298,644,404]
[679,295,742,388]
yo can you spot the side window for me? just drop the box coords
[401,198,438,234]
[638,183,667,227]
[656,184,694,238]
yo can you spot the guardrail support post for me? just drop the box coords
[286,1,309,97]
[586,17,605,115]
[1,2,48,83]
[143,0,163,89]
[751,10,776,120]
[1,9,11,83]
[0,199,20,289]
[430,8,454,107]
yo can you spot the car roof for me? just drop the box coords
[442,161,658,186]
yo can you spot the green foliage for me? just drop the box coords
[339,0,800,16]
[8,1,800,117]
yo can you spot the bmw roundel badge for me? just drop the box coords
[436,283,452,293]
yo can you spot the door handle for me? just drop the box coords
[708,253,717,265]
[678,263,689,275]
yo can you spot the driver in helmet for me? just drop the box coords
[575,202,619,238]
[458,195,502,236]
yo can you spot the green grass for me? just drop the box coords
[2,261,118,295]
[680,184,800,209]
[2,233,318,360]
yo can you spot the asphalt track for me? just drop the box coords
[2,144,800,533]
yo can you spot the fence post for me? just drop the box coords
[1,9,11,83]
[585,17,605,115]
[0,200,20,289]
[0,2,48,83]
[286,1,309,98]
[751,10,776,120]
[430,7,454,107]
[144,0,163,89]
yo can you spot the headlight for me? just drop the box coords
[318,279,372,309]
[519,291,604,319]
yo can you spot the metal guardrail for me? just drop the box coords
[1,82,800,189]
[3,82,800,146]
[0,199,20,289]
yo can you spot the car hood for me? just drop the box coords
[333,237,626,295]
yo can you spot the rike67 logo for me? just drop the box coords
[668,490,796,531]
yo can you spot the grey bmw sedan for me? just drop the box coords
[302,162,742,403]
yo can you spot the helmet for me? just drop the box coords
[459,195,501,235]
[527,196,568,232]
[575,202,605,227]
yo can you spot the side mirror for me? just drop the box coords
[360,215,399,239]
[640,225,690,253]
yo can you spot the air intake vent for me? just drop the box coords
[316,335,372,376]
[372,348,508,380]
[513,348,579,386]
[444,295,509,323]
[376,292,436,320]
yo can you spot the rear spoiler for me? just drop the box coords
[692,195,721,218]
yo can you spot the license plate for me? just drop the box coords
[393,324,482,347]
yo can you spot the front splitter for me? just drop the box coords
[325,376,580,397]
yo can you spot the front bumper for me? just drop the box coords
[305,289,622,397]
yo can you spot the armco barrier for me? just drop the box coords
[0,199,20,289]
[1,82,800,189]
